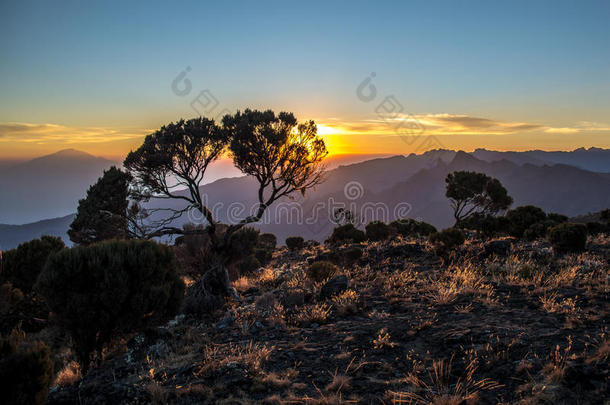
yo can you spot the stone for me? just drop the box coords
[320,275,349,299]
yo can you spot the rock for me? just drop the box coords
[320,275,349,299]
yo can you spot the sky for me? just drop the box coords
[0,0,609,160]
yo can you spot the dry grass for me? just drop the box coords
[293,303,332,325]
[390,356,501,405]
[55,361,81,387]
[331,290,359,317]
[372,328,397,350]
[197,340,274,375]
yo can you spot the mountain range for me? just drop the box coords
[1,147,609,249]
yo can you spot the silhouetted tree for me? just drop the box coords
[68,166,132,245]
[445,171,513,226]
[124,110,327,311]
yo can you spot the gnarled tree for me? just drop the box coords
[124,110,327,311]
[445,171,513,226]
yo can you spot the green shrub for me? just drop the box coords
[227,227,259,260]
[1,236,65,293]
[547,223,587,253]
[326,224,366,245]
[257,233,277,251]
[0,283,24,315]
[254,233,276,264]
[600,208,610,224]
[390,218,436,237]
[286,236,305,251]
[365,221,391,241]
[253,247,271,265]
[586,221,609,236]
[523,219,560,241]
[0,330,54,405]
[35,240,184,372]
[428,228,465,255]
[306,261,337,282]
[235,255,261,275]
[547,213,568,223]
[505,205,547,237]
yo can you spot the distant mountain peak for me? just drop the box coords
[49,149,96,158]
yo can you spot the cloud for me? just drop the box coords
[0,122,149,144]
[319,114,610,137]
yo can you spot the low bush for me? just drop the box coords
[390,218,437,237]
[505,205,547,238]
[235,255,261,275]
[0,330,54,405]
[286,236,305,251]
[547,223,587,253]
[0,236,65,293]
[428,228,465,256]
[326,224,366,245]
[306,261,337,282]
[586,221,609,236]
[365,221,391,241]
[257,233,277,251]
[342,246,363,264]
[227,227,259,260]
[35,240,184,372]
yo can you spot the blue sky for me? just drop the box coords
[1,0,609,158]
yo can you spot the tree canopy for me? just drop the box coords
[445,171,513,226]
[68,166,132,245]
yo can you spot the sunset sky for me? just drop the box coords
[1,0,609,160]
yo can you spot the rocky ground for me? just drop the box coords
[48,234,609,404]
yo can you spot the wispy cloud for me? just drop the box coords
[0,122,149,144]
[319,114,610,137]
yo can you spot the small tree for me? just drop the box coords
[0,236,65,293]
[35,240,184,372]
[124,110,327,311]
[445,171,512,226]
[68,166,132,245]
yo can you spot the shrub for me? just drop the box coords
[365,221,391,241]
[286,236,305,251]
[390,218,437,237]
[523,219,560,241]
[600,208,610,224]
[0,330,54,405]
[326,224,366,245]
[547,223,587,253]
[235,255,261,275]
[35,240,184,372]
[257,233,277,251]
[1,236,65,293]
[428,228,465,255]
[227,227,259,260]
[505,205,547,237]
[547,213,568,223]
[307,261,337,282]
[0,283,24,315]
[586,221,609,236]
[342,246,363,264]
